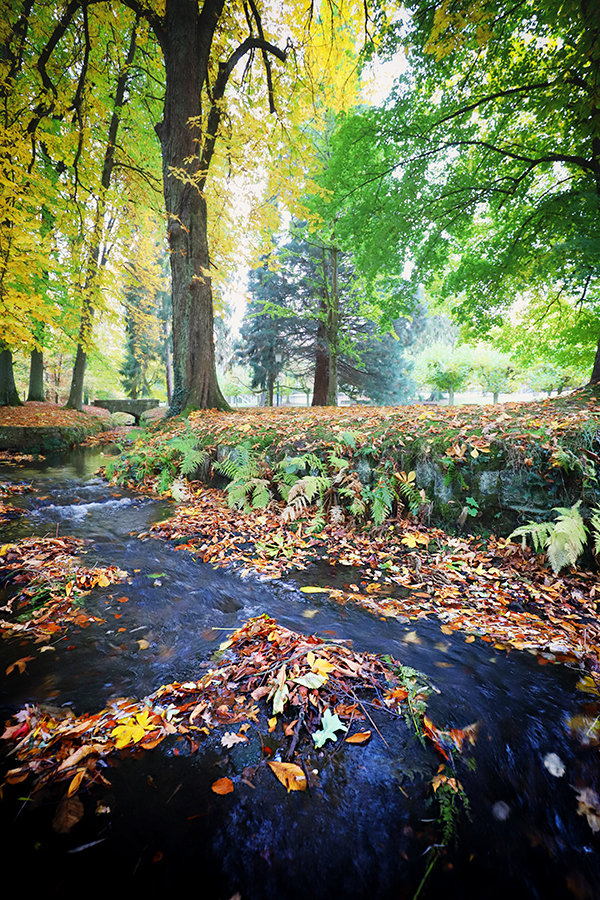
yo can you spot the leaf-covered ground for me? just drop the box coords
[168,387,600,469]
[0,401,110,428]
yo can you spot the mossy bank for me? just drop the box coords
[105,388,600,534]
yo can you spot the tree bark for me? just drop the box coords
[0,347,23,406]
[27,347,45,401]
[589,330,600,384]
[312,298,329,406]
[156,0,229,414]
[325,247,339,407]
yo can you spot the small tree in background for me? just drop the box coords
[415,344,475,406]
[472,345,516,404]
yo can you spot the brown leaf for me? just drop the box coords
[58,744,95,771]
[268,761,307,792]
[52,795,84,833]
[211,777,234,795]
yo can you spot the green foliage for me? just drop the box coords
[105,422,206,492]
[323,0,600,378]
[214,443,273,512]
[509,502,589,573]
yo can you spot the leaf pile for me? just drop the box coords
[0,537,127,641]
[1,616,472,808]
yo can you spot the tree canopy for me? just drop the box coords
[321,0,600,379]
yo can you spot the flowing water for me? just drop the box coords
[1,448,599,899]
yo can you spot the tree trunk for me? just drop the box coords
[326,247,339,407]
[492,390,499,404]
[0,347,23,406]
[164,317,173,405]
[66,21,138,410]
[448,387,455,406]
[589,331,600,384]
[157,0,229,414]
[267,370,274,407]
[27,347,45,401]
[312,299,329,406]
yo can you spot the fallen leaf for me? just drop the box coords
[137,639,150,650]
[312,708,348,748]
[576,786,600,832]
[345,731,372,744]
[268,761,307,792]
[211,777,234,795]
[6,656,35,676]
[52,795,84,833]
[221,732,248,748]
[67,770,85,797]
[300,586,330,593]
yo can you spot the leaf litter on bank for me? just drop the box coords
[0,537,128,641]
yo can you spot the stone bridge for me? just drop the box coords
[92,398,160,426]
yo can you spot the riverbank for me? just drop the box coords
[97,390,600,663]
[108,387,600,529]
[0,402,112,452]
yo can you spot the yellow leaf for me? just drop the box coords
[137,639,150,650]
[110,722,146,749]
[268,761,307,792]
[312,658,335,676]
[465,635,476,643]
[576,675,600,696]
[95,573,110,587]
[440,625,453,635]
[268,716,277,732]
[470,448,479,458]
[300,586,330,593]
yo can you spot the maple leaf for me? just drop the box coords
[221,731,248,747]
[312,708,348,748]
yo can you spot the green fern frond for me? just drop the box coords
[546,502,587,573]
[509,520,554,553]
[590,507,600,555]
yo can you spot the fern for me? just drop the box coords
[509,502,588,573]
[214,443,272,511]
[590,507,600,555]
[509,520,554,553]
[370,475,396,526]
[546,503,588,573]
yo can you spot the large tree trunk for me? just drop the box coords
[589,331,600,384]
[158,0,229,414]
[0,347,23,406]
[326,247,339,407]
[312,300,329,406]
[27,347,45,401]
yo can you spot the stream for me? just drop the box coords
[1,447,600,899]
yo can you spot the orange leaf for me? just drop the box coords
[6,656,35,676]
[67,770,85,797]
[211,777,234,795]
[345,731,372,744]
